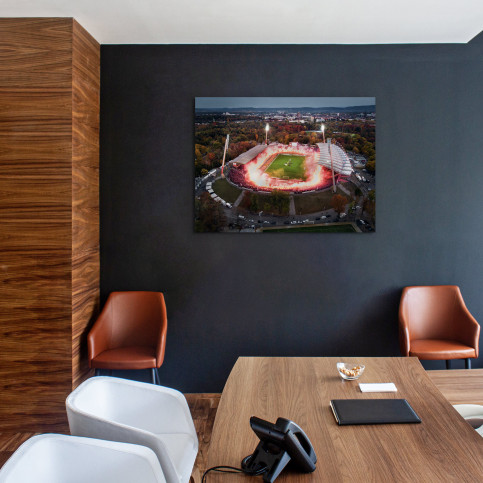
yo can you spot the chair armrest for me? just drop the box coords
[155,294,168,367]
[454,297,480,357]
[399,323,410,356]
[399,290,411,356]
[88,305,112,365]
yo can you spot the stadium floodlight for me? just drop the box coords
[265,123,269,145]
[220,134,230,178]
[328,139,336,193]
[321,124,326,143]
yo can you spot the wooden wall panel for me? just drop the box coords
[0,18,99,431]
[0,136,71,173]
[0,88,71,129]
[72,249,100,388]
[0,19,72,88]
[71,20,100,388]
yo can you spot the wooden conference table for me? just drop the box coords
[207,357,483,482]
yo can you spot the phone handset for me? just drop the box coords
[241,416,317,483]
[274,418,317,471]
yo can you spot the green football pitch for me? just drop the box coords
[265,154,306,180]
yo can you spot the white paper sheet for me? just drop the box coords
[359,383,397,392]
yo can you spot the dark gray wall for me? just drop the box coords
[100,36,483,392]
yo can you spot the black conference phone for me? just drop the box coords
[241,416,317,483]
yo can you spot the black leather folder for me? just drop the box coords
[330,399,421,425]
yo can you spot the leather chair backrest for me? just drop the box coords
[400,285,462,341]
[106,292,166,350]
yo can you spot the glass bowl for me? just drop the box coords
[337,362,365,380]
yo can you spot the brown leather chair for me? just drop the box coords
[399,285,480,369]
[88,291,167,384]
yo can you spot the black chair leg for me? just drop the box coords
[95,369,100,376]
[446,360,452,370]
[465,358,471,369]
[155,368,161,385]
[151,368,157,384]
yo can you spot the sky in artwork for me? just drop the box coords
[195,97,375,109]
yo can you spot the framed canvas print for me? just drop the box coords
[195,97,375,233]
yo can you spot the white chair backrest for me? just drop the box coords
[0,434,166,483]
[66,377,198,483]
[69,377,192,434]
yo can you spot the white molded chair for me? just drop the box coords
[66,377,198,483]
[453,404,483,437]
[0,434,166,483]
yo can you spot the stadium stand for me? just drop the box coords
[316,141,353,176]
[229,144,268,165]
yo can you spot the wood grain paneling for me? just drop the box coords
[72,249,99,388]
[0,250,71,318]
[0,18,99,431]
[71,20,100,389]
[0,132,72,173]
[0,19,72,88]
[0,88,71,129]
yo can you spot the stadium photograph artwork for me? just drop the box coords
[194,97,375,233]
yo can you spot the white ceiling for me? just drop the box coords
[1,0,482,45]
